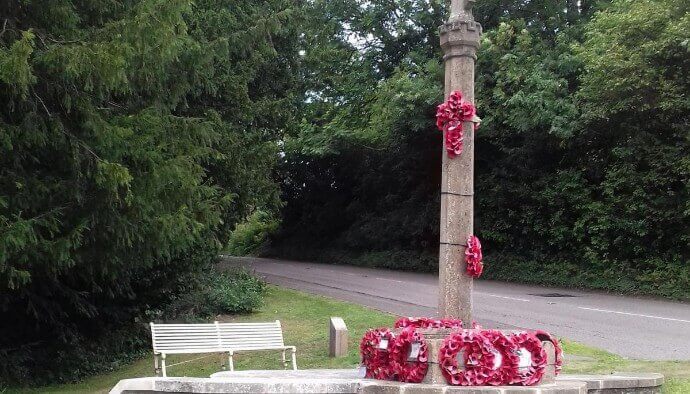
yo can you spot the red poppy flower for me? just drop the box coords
[461,101,476,119]
[447,90,463,110]
[436,103,452,131]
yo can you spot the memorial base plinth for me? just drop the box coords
[109,370,664,394]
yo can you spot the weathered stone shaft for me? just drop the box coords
[438,0,482,323]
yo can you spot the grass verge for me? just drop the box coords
[20,286,690,393]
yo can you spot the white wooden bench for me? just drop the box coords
[150,320,297,377]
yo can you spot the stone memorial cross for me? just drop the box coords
[438,0,481,325]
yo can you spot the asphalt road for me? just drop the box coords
[220,256,690,361]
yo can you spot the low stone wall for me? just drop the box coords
[109,370,663,394]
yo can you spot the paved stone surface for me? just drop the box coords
[210,369,360,379]
[557,373,664,390]
[219,256,690,360]
[110,370,663,393]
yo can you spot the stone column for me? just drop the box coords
[438,0,482,324]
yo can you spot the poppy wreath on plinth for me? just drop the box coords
[438,329,496,386]
[533,329,563,375]
[435,90,478,158]
[360,328,396,380]
[481,330,521,385]
[390,326,429,383]
[509,331,547,385]
[394,317,463,330]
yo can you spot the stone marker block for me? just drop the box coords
[330,317,348,357]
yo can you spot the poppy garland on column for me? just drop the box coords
[444,121,464,158]
[465,235,483,278]
[390,326,429,383]
[435,90,478,158]
[360,328,396,380]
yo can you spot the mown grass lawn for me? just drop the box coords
[22,286,690,393]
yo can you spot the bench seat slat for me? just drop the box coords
[155,335,283,341]
[220,338,284,343]
[156,323,278,328]
[155,349,223,354]
[154,340,220,345]
[217,333,284,338]
[155,345,220,350]
[153,325,217,328]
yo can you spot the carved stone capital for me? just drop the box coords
[439,19,481,59]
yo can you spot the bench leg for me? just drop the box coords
[291,348,297,370]
[228,351,234,372]
[154,353,160,376]
[161,354,167,377]
[281,350,287,369]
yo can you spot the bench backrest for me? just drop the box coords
[217,321,285,351]
[150,321,285,354]
[150,323,220,354]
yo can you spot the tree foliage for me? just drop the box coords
[269,0,690,298]
[1,0,688,385]
[0,0,299,384]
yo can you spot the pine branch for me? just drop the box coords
[33,90,51,117]
[0,19,8,39]
[33,89,103,161]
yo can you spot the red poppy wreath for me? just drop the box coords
[533,329,563,375]
[481,330,521,385]
[509,331,547,386]
[390,326,429,383]
[360,328,396,380]
[438,330,497,386]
